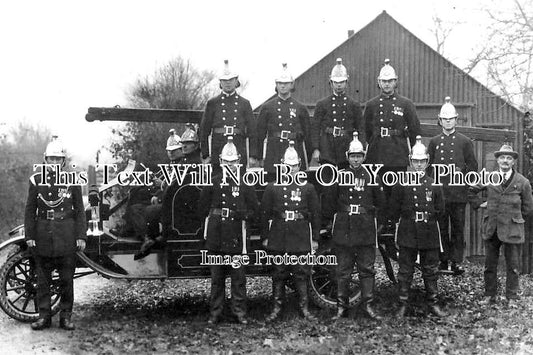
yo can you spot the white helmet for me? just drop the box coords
[438,96,458,119]
[281,140,300,165]
[330,58,348,82]
[166,129,182,151]
[345,132,365,158]
[275,63,294,83]
[377,59,398,80]
[219,136,240,161]
[44,135,66,158]
[219,59,238,81]
[410,136,428,160]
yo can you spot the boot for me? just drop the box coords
[359,278,382,321]
[134,236,156,260]
[395,301,408,318]
[266,281,284,322]
[295,280,316,321]
[425,279,447,317]
[332,279,349,320]
[31,317,51,331]
[59,311,75,330]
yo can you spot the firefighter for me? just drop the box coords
[180,124,202,164]
[389,136,447,318]
[200,60,254,171]
[427,97,478,275]
[198,136,259,325]
[24,136,87,330]
[327,132,385,321]
[261,141,320,321]
[312,58,362,169]
[134,129,183,260]
[251,63,312,177]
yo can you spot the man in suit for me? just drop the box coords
[389,136,447,318]
[200,60,254,172]
[24,136,87,330]
[427,97,478,275]
[480,144,533,306]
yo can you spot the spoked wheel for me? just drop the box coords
[0,250,61,322]
[309,249,361,310]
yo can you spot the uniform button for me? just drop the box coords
[333,119,337,122]
[283,187,287,191]
[277,108,281,112]
[279,123,282,127]
[222,109,226,113]
[332,104,336,107]
[278,115,282,119]
[221,96,225,100]
[343,97,347,101]
[414,196,418,199]
[342,111,346,114]
[413,188,416,191]
[440,150,444,153]
[278,101,281,105]
[452,136,456,139]
[380,111,383,114]
[222,194,226,197]
[222,117,226,121]
[235,102,238,105]
[451,143,454,146]
[235,96,239,99]
[284,202,288,206]
[221,103,225,106]
[284,195,287,198]
[393,97,397,100]
[290,102,293,105]
[380,104,383,107]
[333,111,336,114]
[234,109,238,112]
[379,98,383,101]
[380,119,384,122]
[441,157,444,160]
[441,136,444,140]
[349,188,353,192]
[415,203,419,207]
[332,97,336,101]
[350,196,353,199]
[450,150,454,153]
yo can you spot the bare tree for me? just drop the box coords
[110,57,217,166]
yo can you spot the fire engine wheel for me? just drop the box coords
[0,250,61,322]
[309,252,361,310]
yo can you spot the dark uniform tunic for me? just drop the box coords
[251,96,311,174]
[427,130,478,265]
[198,174,259,319]
[389,172,445,302]
[200,92,254,169]
[261,180,320,282]
[24,171,86,318]
[312,93,362,166]
[364,93,420,168]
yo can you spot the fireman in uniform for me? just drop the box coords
[134,129,183,260]
[364,59,420,200]
[251,63,312,177]
[261,141,320,321]
[24,136,87,330]
[311,58,362,169]
[427,97,478,275]
[198,136,259,325]
[200,60,255,171]
[327,133,385,321]
[161,125,203,240]
[389,136,447,318]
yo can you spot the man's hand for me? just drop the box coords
[150,196,160,205]
[249,157,258,168]
[76,239,86,252]
[202,156,212,164]
[26,240,36,248]
[262,238,268,248]
[311,240,319,253]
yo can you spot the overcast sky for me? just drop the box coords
[0,0,504,164]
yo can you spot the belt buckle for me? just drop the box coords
[46,210,54,220]
[221,208,230,218]
[332,126,341,137]
[285,210,295,221]
[349,204,360,215]
[280,130,291,140]
[224,125,234,136]
[415,211,425,222]
[380,127,390,137]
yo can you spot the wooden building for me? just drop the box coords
[258,11,524,260]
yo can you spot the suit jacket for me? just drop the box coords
[261,181,320,253]
[312,93,362,165]
[24,172,86,257]
[482,170,533,244]
[364,92,420,167]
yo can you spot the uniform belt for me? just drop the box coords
[213,126,243,136]
[408,211,435,223]
[338,204,370,215]
[277,210,307,221]
[376,127,404,138]
[272,130,297,140]
[325,126,347,137]
[210,208,237,218]
[37,209,74,221]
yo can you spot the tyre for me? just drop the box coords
[0,250,61,322]
[308,250,361,310]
